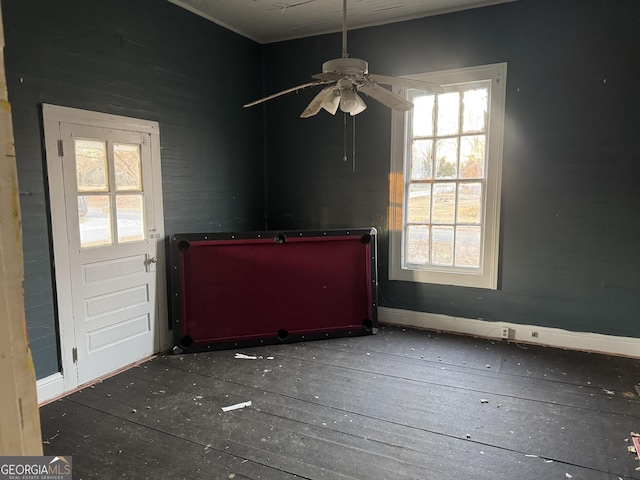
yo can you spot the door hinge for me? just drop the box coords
[72,347,78,363]
[57,139,64,157]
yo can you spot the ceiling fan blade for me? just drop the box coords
[300,86,338,118]
[359,84,414,112]
[243,80,333,108]
[368,74,444,94]
[311,72,346,82]
[321,90,341,115]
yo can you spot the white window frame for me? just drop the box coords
[389,63,507,289]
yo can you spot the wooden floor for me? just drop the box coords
[41,325,640,479]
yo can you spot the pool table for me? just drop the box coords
[169,228,378,353]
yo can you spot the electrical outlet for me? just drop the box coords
[501,327,514,340]
[531,331,539,338]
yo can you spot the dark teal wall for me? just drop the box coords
[3,0,640,381]
[1,0,265,379]
[263,0,640,338]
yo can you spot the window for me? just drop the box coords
[75,139,146,248]
[389,63,507,289]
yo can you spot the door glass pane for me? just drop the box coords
[457,183,482,224]
[455,226,481,268]
[460,135,485,179]
[76,140,107,192]
[114,143,142,191]
[79,195,112,248]
[436,92,460,136]
[462,88,488,133]
[406,225,429,265]
[407,184,431,223]
[116,195,145,243]
[432,182,456,223]
[410,140,433,180]
[412,95,435,137]
[432,226,454,266]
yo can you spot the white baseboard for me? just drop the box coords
[378,307,640,358]
[36,372,64,405]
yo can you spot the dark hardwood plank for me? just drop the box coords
[41,398,304,480]
[241,340,639,415]
[148,346,639,476]
[40,327,640,479]
[64,363,628,480]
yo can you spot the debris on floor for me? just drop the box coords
[633,435,640,460]
[235,353,257,360]
[625,432,640,471]
[42,431,60,445]
[221,401,252,412]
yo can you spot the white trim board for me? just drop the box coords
[36,373,64,405]
[378,307,640,359]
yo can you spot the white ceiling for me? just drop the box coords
[168,0,516,44]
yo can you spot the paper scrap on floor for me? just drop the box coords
[222,401,252,412]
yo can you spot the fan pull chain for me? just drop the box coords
[343,112,348,163]
[342,113,356,172]
[352,114,356,173]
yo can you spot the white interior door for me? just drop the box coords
[43,105,167,392]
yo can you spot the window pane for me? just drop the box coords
[79,195,112,248]
[435,138,458,179]
[432,226,454,266]
[432,182,456,223]
[114,143,142,191]
[460,135,485,179]
[436,92,460,136]
[455,226,481,268]
[76,140,107,192]
[116,195,145,243]
[407,184,431,223]
[462,88,488,133]
[406,225,429,265]
[457,183,482,224]
[410,140,433,180]
[412,95,434,137]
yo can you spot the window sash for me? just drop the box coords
[389,63,507,289]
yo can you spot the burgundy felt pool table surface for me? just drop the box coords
[170,228,378,353]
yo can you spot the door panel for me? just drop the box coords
[60,122,157,386]
[42,105,167,398]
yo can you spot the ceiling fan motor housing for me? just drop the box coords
[322,58,369,76]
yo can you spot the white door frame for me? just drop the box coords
[40,104,169,401]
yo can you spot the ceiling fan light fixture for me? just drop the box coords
[339,89,366,115]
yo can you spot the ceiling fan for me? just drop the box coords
[243,0,444,118]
